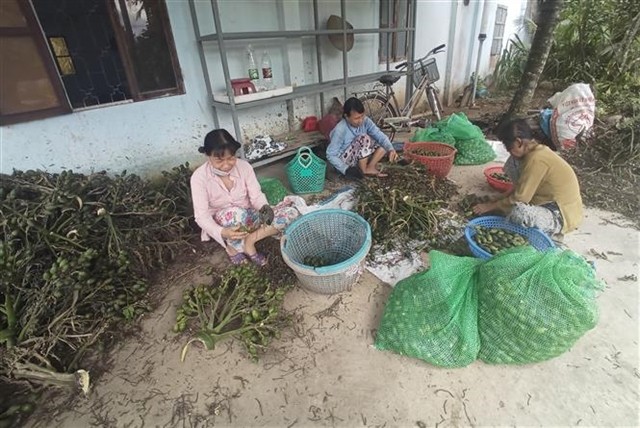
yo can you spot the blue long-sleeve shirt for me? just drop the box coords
[326,117,394,174]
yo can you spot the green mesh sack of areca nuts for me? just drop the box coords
[375,251,482,368]
[477,246,603,364]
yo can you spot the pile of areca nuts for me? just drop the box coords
[0,166,195,420]
[1,165,298,424]
[472,225,529,255]
[355,162,459,253]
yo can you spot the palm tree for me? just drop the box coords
[505,0,565,119]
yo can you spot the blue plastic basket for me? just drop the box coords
[281,209,372,294]
[464,215,556,260]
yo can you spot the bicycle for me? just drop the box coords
[355,44,446,139]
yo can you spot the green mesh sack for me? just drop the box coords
[437,112,484,140]
[453,138,496,165]
[375,251,482,367]
[435,113,495,165]
[411,127,456,147]
[477,246,603,364]
[258,177,289,205]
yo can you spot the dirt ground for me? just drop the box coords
[28,158,639,427]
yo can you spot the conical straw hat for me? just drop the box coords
[327,15,354,52]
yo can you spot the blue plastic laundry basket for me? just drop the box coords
[281,209,372,294]
[464,215,556,260]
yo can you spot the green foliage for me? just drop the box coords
[493,35,530,91]
[0,168,193,380]
[157,162,193,218]
[493,0,640,109]
[176,264,290,361]
[545,0,640,106]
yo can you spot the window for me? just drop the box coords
[379,0,409,63]
[0,0,183,125]
[108,0,183,99]
[0,0,71,125]
[49,37,76,76]
[491,5,508,56]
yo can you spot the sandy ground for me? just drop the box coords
[30,163,639,428]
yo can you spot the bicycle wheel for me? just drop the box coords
[359,94,398,127]
[426,87,443,121]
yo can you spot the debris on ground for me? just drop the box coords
[0,167,196,426]
[256,238,297,287]
[564,118,639,228]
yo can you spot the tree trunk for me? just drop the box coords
[618,11,640,74]
[505,0,565,120]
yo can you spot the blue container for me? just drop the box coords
[464,215,556,260]
[281,209,372,294]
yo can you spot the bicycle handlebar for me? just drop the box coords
[391,44,446,73]
[432,44,446,54]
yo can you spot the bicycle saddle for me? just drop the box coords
[378,74,401,86]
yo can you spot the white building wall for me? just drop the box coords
[414,0,528,106]
[1,0,528,177]
[195,0,385,141]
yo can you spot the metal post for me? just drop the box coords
[312,0,325,115]
[470,37,486,106]
[443,0,458,106]
[404,0,416,105]
[210,0,243,143]
[385,0,392,72]
[471,0,491,106]
[276,0,295,130]
[188,0,219,128]
[340,0,348,101]
[464,0,481,85]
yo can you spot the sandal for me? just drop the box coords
[247,252,268,267]
[228,252,248,265]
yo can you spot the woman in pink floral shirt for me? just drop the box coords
[190,129,299,266]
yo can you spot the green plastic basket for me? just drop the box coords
[285,147,326,194]
[258,177,289,205]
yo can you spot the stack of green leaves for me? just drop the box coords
[0,167,193,385]
[176,264,290,361]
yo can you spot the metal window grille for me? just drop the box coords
[379,0,409,63]
[491,5,508,56]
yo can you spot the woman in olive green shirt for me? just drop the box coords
[473,119,583,236]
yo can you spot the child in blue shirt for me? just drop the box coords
[326,97,398,178]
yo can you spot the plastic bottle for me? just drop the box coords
[246,45,259,82]
[261,51,274,90]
